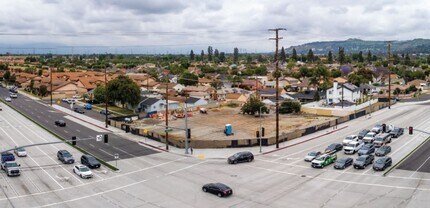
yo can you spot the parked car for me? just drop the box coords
[374,133,391,148]
[202,183,233,197]
[84,103,92,110]
[14,146,27,157]
[5,97,11,102]
[358,143,375,156]
[358,129,370,140]
[9,93,17,98]
[373,157,392,171]
[311,154,337,168]
[390,127,404,138]
[57,150,74,164]
[334,157,353,169]
[73,165,93,179]
[353,155,375,169]
[325,143,343,154]
[304,151,321,162]
[371,124,383,133]
[74,107,85,114]
[344,141,363,154]
[100,110,111,115]
[342,135,359,146]
[66,99,76,104]
[228,151,254,164]
[362,132,377,144]
[55,120,66,127]
[81,155,101,169]
[375,146,392,157]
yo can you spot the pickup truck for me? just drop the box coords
[311,154,337,168]
[344,141,363,154]
[1,161,20,176]
[362,132,377,144]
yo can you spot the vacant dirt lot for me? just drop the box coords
[139,107,335,141]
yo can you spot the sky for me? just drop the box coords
[0,0,429,54]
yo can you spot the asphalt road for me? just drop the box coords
[53,101,113,122]
[0,88,158,162]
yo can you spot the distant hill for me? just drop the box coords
[285,38,430,55]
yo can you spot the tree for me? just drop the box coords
[367,50,372,64]
[291,48,298,61]
[219,52,226,62]
[330,69,341,78]
[189,50,195,61]
[93,84,106,103]
[279,100,301,114]
[9,74,16,85]
[233,47,239,64]
[408,85,418,92]
[3,70,10,83]
[358,51,364,63]
[405,54,411,66]
[39,85,48,97]
[313,91,320,101]
[338,47,346,64]
[299,66,311,78]
[393,87,401,95]
[246,55,252,64]
[29,79,34,92]
[280,47,286,63]
[214,49,219,59]
[207,46,213,62]
[328,51,333,64]
[200,50,205,62]
[307,49,314,63]
[241,95,268,115]
[178,72,199,86]
[107,75,141,109]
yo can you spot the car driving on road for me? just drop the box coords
[373,157,392,171]
[54,120,66,127]
[74,107,85,114]
[358,143,375,156]
[334,157,353,169]
[100,110,111,115]
[9,93,17,98]
[202,183,233,197]
[228,151,254,164]
[325,143,343,154]
[5,97,11,102]
[81,155,101,169]
[73,165,93,179]
[353,155,374,169]
[57,150,74,164]
[375,145,391,157]
[304,151,321,162]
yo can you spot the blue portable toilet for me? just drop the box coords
[224,124,233,136]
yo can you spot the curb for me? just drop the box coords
[138,141,168,152]
[261,126,349,155]
[0,99,119,171]
[383,135,430,176]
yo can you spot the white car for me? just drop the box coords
[73,165,93,179]
[10,93,17,98]
[14,146,27,157]
[342,135,358,146]
[5,97,11,102]
[344,141,364,154]
[363,132,377,144]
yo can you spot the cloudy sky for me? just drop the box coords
[0,0,429,54]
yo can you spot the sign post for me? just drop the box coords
[114,153,119,168]
[96,135,102,142]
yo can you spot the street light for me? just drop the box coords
[259,106,263,153]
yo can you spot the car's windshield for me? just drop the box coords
[315,156,326,161]
[376,159,385,164]
[80,167,90,172]
[6,163,18,167]
[345,136,353,140]
[375,137,384,141]
[347,143,356,147]
[233,153,241,158]
[365,133,374,137]
[308,152,317,156]
[357,157,366,161]
[63,152,72,157]
[362,146,370,150]
[88,157,98,163]
[328,144,336,149]
[17,147,25,151]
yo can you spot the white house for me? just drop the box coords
[137,97,179,113]
[173,84,186,93]
[185,97,208,107]
[326,81,361,104]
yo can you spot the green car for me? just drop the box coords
[311,154,337,168]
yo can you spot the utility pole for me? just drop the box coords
[269,28,286,149]
[105,67,108,128]
[341,83,344,109]
[387,41,391,109]
[165,75,169,151]
[50,67,53,106]
[184,94,189,154]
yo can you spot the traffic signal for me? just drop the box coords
[72,136,76,146]
[256,131,260,138]
[261,127,265,137]
[382,124,386,132]
[104,134,108,143]
[409,126,413,135]
[187,128,191,139]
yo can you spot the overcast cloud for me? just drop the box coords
[0,0,429,54]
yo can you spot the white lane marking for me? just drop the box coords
[38,160,206,207]
[409,155,430,178]
[111,145,157,166]
[76,129,80,132]
[64,130,68,134]
[98,148,113,157]
[89,144,95,148]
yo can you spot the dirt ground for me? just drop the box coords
[138,107,335,141]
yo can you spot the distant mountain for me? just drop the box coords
[285,38,430,55]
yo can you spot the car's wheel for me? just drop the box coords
[73,169,75,173]
[233,161,238,164]
[217,193,222,197]
[248,158,252,162]
[202,188,207,192]
[80,174,83,178]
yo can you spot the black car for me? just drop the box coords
[375,146,391,157]
[325,143,343,154]
[373,157,392,171]
[57,150,74,164]
[357,143,375,156]
[334,157,353,169]
[81,155,101,169]
[74,107,85,114]
[390,127,404,138]
[100,110,111,115]
[202,183,233,197]
[353,155,374,169]
[358,129,370,140]
[228,151,254,164]
[54,120,66,127]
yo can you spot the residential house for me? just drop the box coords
[408,79,428,90]
[225,93,248,104]
[262,96,288,106]
[198,77,214,87]
[136,96,179,113]
[185,97,208,107]
[239,79,263,90]
[287,90,325,103]
[293,77,317,92]
[257,88,287,100]
[326,81,361,104]
[183,86,215,100]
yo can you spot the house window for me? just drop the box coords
[329,91,332,94]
